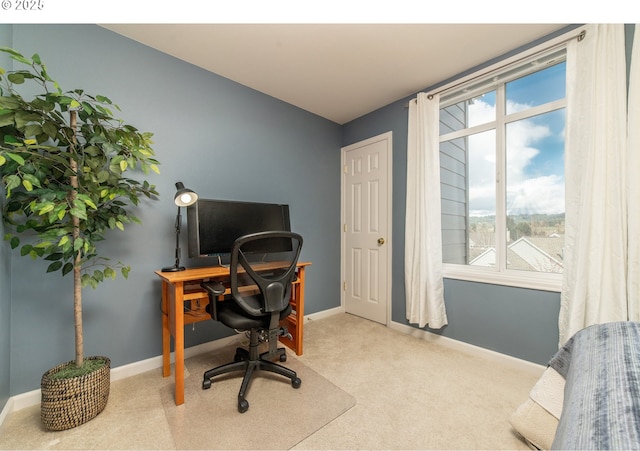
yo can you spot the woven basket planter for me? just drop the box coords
[40,356,111,431]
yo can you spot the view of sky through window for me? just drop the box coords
[466,62,566,218]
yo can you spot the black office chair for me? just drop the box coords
[201,231,303,413]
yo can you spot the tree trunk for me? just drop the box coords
[69,110,83,369]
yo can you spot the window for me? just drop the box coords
[438,47,566,291]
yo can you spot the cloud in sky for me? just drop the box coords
[466,99,565,217]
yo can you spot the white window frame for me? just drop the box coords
[431,28,585,293]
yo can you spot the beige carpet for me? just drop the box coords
[0,340,356,450]
[0,313,539,450]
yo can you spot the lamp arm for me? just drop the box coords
[173,206,182,267]
[162,206,186,272]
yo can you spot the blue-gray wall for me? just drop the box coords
[0,23,13,412]
[1,24,342,398]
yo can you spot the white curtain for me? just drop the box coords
[405,92,448,329]
[628,25,640,322]
[559,24,629,345]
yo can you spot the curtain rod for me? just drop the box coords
[406,28,586,106]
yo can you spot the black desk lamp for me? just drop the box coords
[162,182,198,272]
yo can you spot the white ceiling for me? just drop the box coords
[101,24,569,124]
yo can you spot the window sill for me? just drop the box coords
[442,264,562,293]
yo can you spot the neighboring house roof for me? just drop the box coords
[469,236,564,273]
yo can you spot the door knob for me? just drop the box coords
[377,237,385,245]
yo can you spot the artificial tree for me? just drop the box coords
[0,47,160,373]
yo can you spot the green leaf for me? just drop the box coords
[95,95,112,104]
[0,96,20,109]
[81,102,94,115]
[9,236,19,249]
[93,270,104,282]
[62,262,73,276]
[84,198,97,210]
[104,267,116,279]
[0,155,5,166]
[0,111,15,127]
[24,124,42,137]
[22,173,41,188]
[22,179,33,191]
[44,252,63,261]
[42,122,58,139]
[73,237,84,252]
[69,206,87,220]
[97,171,109,183]
[5,152,25,165]
[5,174,21,192]
[14,110,42,128]
[37,203,54,215]
[4,49,30,65]
[46,261,62,273]
[7,73,25,84]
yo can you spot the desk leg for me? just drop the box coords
[295,266,305,355]
[170,281,186,405]
[161,281,171,377]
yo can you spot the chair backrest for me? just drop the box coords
[229,231,303,318]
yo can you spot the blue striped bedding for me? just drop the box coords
[549,321,640,450]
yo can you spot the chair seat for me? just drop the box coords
[211,298,292,331]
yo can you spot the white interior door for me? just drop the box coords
[341,132,392,325]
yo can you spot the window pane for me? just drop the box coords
[441,136,468,265]
[440,89,495,135]
[468,90,495,127]
[441,130,497,266]
[506,62,566,115]
[468,130,496,266]
[505,109,565,273]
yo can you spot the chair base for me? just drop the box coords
[202,329,302,413]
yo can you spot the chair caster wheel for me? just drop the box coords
[238,399,249,413]
[279,353,287,362]
[292,377,302,389]
[202,379,212,390]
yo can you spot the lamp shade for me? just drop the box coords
[173,182,198,207]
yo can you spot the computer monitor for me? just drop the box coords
[187,198,292,259]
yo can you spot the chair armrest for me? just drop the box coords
[201,282,226,321]
[202,282,225,297]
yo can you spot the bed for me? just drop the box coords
[510,321,640,450]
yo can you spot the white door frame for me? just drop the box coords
[340,131,393,326]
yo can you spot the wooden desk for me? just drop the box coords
[155,261,310,405]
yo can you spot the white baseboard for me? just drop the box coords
[389,320,545,378]
[304,306,344,322]
[0,396,14,428]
